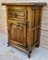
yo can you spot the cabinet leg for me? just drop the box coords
[36,43,40,48]
[28,53,31,58]
[7,42,10,47]
[29,50,32,53]
[28,51,32,58]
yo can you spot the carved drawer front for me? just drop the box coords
[8,20,27,47]
[7,6,27,20]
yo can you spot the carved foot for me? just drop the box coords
[28,51,32,58]
[7,44,10,47]
[28,53,31,58]
[7,42,10,47]
[36,43,40,48]
[29,50,32,53]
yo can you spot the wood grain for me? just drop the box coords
[2,3,46,58]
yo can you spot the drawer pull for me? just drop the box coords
[17,24,20,26]
[15,13,17,18]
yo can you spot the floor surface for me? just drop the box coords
[0,45,48,60]
[0,32,48,60]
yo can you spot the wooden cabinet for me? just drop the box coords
[2,3,46,58]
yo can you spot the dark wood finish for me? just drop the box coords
[2,3,46,58]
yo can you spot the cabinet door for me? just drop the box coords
[8,21,27,47]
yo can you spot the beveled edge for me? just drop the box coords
[2,3,47,6]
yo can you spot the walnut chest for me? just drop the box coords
[2,3,46,58]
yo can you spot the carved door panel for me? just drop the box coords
[9,21,27,47]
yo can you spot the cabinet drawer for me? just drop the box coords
[7,6,27,20]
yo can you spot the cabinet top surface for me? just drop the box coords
[2,3,46,6]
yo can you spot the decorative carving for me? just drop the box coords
[2,3,46,58]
